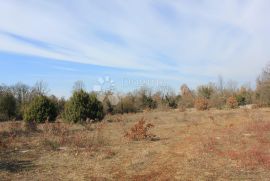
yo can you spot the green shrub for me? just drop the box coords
[49,95,66,118]
[236,95,246,106]
[236,87,252,106]
[141,94,157,109]
[197,85,215,99]
[23,95,57,123]
[0,93,16,121]
[64,90,104,123]
[164,95,179,109]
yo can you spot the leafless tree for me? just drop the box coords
[32,80,49,96]
[73,80,86,92]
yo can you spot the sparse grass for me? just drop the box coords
[1,108,270,180]
[199,111,270,171]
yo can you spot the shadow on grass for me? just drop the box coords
[0,160,34,173]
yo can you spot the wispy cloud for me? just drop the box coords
[0,0,270,82]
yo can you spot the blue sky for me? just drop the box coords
[0,0,270,97]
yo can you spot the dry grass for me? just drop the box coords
[1,108,270,180]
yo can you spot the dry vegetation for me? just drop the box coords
[1,108,270,180]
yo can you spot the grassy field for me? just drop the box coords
[1,108,270,180]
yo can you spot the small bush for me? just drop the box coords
[24,95,57,123]
[194,98,209,111]
[64,90,104,123]
[124,118,155,141]
[226,96,238,109]
[256,64,270,105]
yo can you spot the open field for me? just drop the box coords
[1,108,270,180]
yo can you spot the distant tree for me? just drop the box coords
[217,75,224,94]
[138,87,157,109]
[235,86,253,106]
[180,84,192,96]
[11,82,31,104]
[179,84,194,108]
[164,94,179,109]
[0,84,10,94]
[152,91,163,109]
[209,93,226,109]
[101,91,118,114]
[103,96,114,114]
[11,82,31,119]
[256,64,270,105]
[226,80,238,94]
[32,81,49,96]
[197,84,215,99]
[0,93,16,121]
[72,80,86,92]
[115,93,138,114]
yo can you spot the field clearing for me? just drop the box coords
[1,108,270,180]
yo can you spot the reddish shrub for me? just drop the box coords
[226,96,238,109]
[194,98,209,111]
[124,117,155,141]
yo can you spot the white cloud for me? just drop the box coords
[0,0,270,83]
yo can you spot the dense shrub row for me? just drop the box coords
[0,83,104,124]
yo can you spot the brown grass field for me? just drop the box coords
[1,108,270,180]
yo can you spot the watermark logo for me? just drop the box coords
[93,76,172,105]
[93,76,115,92]
[93,76,120,105]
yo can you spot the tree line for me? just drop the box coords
[1,64,270,124]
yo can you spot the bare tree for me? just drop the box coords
[179,84,194,108]
[217,75,224,93]
[73,80,86,92]
[32,80,49,96]
[11,82,31,104]
[226,80,238,93]
[256,64,270,105]
[180,84,192,97]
